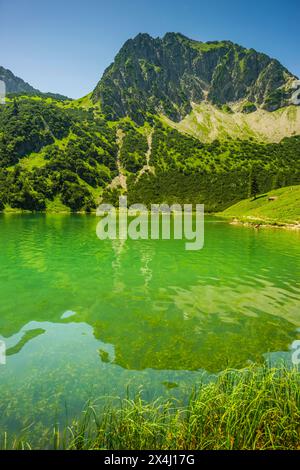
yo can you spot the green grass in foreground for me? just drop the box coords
[220,185,300,225]
[2,365,300,450]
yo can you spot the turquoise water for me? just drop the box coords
[0,214,299,444]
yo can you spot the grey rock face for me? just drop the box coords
[92,33,298,123]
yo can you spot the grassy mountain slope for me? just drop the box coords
[0,95,300,212]
[164,102,300,143]
[1,32,300,213]
[0,96,118,211]
[220,186,300,225]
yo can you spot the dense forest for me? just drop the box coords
[0,96,299,212]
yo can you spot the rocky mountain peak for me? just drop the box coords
[92,33,299,123]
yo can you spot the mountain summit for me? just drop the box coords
[0,34,299,213]
[0,65,70,101]
[0,66,39,95]
[92,33,299,123]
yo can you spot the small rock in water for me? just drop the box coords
[61,310,76,319]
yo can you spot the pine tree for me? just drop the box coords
[12,98,19,116]
[249,167,259,200]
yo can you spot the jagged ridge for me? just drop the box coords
[92,33,299,123]
[0,65,70,101]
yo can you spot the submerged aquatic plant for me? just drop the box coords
[1,364,299,450]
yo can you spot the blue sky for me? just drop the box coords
[1,0,299,98]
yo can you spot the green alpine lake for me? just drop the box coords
[0,214,299,446]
